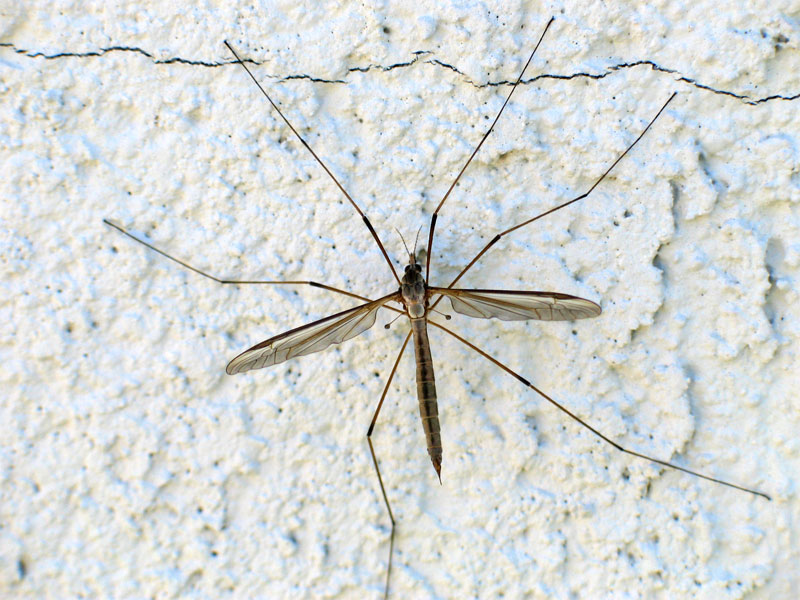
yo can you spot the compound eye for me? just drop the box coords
[415,264,422,272]
[404,265,411,272]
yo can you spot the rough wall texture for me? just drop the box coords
[1,1,798,598]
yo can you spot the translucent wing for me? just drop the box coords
[430,287,600,322]
[226,292,401,374]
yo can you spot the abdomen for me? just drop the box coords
[411,317,441,479]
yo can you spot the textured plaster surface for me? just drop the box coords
[1,1,799,598]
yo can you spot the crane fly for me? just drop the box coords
[105,17,771,598]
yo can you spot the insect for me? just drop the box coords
[105,17,770,598]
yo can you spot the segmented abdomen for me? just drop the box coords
[411,317,441,478]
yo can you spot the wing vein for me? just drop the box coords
[227,291,401,374]
[429,287,601,322]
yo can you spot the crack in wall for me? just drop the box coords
[1,41,798,105]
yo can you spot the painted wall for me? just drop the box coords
[2,1,798,598]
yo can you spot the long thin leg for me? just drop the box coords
[425,17,555,283]
[223,41,401,286]
[433,92,677,306]
[427,320,771,501]
[367,330,412,599]
[104,219,379,304]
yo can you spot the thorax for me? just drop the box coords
[400,262,427,319]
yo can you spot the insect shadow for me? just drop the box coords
[104,17,770,599]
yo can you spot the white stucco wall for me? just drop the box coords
[2,1,798,598]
